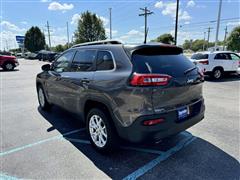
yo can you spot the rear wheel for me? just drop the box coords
[212,68,223,79]
[37,86,51,111]
[87,108,117,153]
[3,62,14,71]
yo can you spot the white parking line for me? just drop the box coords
[0,128,85,157]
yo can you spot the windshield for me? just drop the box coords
[131,53,196,77]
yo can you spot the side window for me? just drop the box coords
[96,51,114,71]
[71,50,96,72]
[230,53,240,60]
[53,50,75,73]
[214,53,231,60]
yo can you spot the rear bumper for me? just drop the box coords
[117,99,205,143]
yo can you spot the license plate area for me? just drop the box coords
[177,106,190,122]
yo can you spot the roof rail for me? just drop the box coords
[71,40,122,48]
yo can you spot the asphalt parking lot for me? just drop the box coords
[0,59,239,179]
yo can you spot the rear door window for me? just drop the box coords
[214,53,231,60]
[132,53,195,77]
[71,50,97,72]
[191,53,209,60]
[96,51,114,71]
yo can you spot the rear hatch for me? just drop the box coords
[129,45,204,114]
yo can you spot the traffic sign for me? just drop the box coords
[16,36,25,44]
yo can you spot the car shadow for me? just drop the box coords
[38,106,240,180]
[0,69,19,72]
[204,73,240,82]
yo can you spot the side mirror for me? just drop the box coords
[41,64,51,71]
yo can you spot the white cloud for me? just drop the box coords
[105,28,118,37]
[41,0,51,2]
[71,13,81,25]
[179,11,191,21]
[98,16,109,26]
[154,1,192,22]
[227,21,240,26]
[20,21,28,25]
[154,1,164,8]
[116,29,144,43]
[187,0,195,8]
[0,30,21,50]
[161,2,177,17]
[48,1,74,12]
[0,21,25,32]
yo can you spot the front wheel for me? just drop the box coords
[87,108,117,153]
[3,62,14,71]
[37,86,51,111]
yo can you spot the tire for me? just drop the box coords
[212,68,223,79]
[87,108,118,153]
[3,62,14,71]
[37,85,51,111]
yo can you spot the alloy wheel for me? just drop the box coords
[89,115,108,148]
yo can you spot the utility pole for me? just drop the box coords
[46,21,51,49]
[174,0,180,45]
[139,7,153,44]
[207,27,213,50]
[67,21,70,48]
[203,32,206,51]
[109,8,112,39]
[215,0,223,48]
[223,26,228,50]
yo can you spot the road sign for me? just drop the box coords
[16,36,25,44]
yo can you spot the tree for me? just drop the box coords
[54,44,65,52]
[227,26,240,51]
[24,26,46,52]
[153,33,174,44]
[74,11,107,43]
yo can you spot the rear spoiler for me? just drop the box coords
[124,44,183,56]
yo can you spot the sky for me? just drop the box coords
[0,0,240,50]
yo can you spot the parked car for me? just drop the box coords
[26,52,38,60]
[36,40,205,153]
[0,54,19,71]
[36,50,57,62]
[191,51,240,79]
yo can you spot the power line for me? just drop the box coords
[139,7,153,43]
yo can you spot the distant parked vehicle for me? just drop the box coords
[26,53,38,60]
[36,50,57,62]
[191,51,240,79]
[0,55,19,71]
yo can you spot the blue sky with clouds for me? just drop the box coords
[0,0,239,50]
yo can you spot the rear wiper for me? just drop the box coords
[184,67,197,75]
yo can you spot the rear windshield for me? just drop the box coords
[191,53,209,60]
[132,53,195,77]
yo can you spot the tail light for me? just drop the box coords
[143,118,164,126]
[130,73,171,86]
[199,59,209,65]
